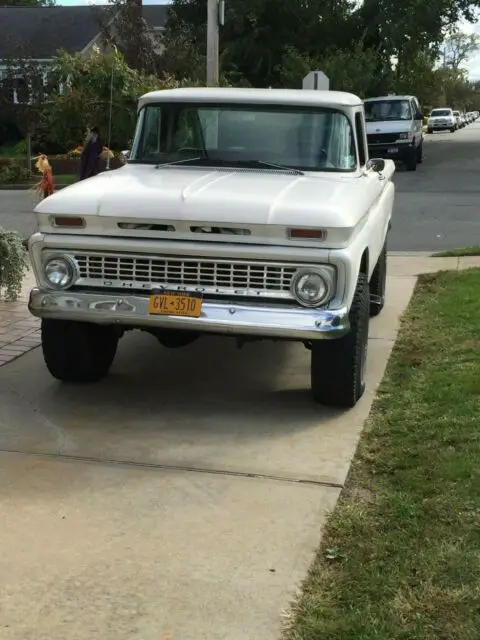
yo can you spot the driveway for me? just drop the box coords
[0,263,421,639]
[2,123,480,250]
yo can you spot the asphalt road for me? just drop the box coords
[1,124,480,251]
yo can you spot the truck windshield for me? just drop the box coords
[364,99,412,121]
[430,109,451,117]
[130,102,357,172]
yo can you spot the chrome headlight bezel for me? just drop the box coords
[42,254,79,290]
[290,266,335,308]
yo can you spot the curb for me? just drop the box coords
[0,184,70,191]
[388,251,434,256]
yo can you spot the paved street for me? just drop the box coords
[1,123,480,250]
[392,122,480,251]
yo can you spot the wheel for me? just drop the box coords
[369,244,387,317]
[405,148,417,171]
[450,128,456,133]
[310,273,369,408]
[416,141,423,163]
[427,128,433,134]
[41,319,119,383]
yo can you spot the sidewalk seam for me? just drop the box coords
[0,449,345,489]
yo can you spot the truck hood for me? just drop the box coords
[35,164,377,232]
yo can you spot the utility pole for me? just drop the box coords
[206,0,220,86]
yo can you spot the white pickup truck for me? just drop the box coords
[28,87,395,408]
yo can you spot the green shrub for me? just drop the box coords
[0,227,28,301]
[0,159,30,184]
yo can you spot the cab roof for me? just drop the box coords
[138,87,363,110]
[364,95,416,102]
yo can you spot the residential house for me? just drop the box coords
[0,4,169,102]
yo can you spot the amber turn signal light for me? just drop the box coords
[288,228,326,240]
[51,216,85,228]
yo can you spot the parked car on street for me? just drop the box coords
[363,94,424,171]
[453,111,462,128]
[28,87,395,408]
[427,108,456,133]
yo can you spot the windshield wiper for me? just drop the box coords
[154,156,207,169]
[155,156,304,175]
[238,159,304,175]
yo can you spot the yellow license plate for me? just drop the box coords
[148,291,203,318]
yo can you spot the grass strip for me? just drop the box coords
[284,269,480,640]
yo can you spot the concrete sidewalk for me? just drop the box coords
[0,255,478,640]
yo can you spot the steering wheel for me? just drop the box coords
[318,148,328,164]
[178,147,203,154]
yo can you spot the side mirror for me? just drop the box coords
[121,149,130,160]
[415,111,424,120]
[366,158,385,173]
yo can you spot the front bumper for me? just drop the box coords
[28,288,350,341]
[428,122,455,130]
[367,143,414,161]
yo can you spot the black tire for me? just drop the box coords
[41,319,118,383]
[416,141,423,163]
[450,128,456,133]
[310,274,369,408]
[427,128,433,134]
[369,244,387,317]
[405,148,417,171]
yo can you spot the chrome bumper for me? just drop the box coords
[28,288,350,340]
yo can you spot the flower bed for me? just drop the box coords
[0,155,123,180]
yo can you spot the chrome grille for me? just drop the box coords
[367,133,398,145]
[73,253,300,299]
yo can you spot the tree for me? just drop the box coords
[95,0,160,75]
[44,48,176,151]
[275,44,378,97]
[439,28,480,70]
[0,56,50,164]
[163,0,355,87]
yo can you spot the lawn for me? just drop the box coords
[433,247,480,257]
[283,268,480,640]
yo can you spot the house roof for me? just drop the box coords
[0,5,169,60]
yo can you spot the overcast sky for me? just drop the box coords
[58,1,480,80]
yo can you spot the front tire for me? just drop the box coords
[369,244,387,317]
[310,274,369,408]
[416,141,423,163]
[427,128,433,134]
[405,148,417,171]
[41,319,119,383]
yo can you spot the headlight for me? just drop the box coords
[398,132,409,140]
[291,267,333,307]
[43,256,77,289]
